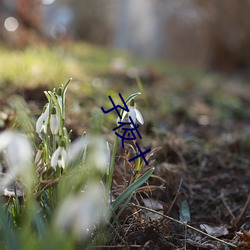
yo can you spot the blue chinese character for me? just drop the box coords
[113,116,142,148]
[101,93,129,119]
[129,142,151,166]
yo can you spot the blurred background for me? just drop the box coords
[1,0,250,73]
[0,2,250,249]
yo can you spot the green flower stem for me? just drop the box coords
[61,78,71,126]
[52,134,56,152]
[106,128,120,197]
[48,92,63,136]
[106,92,141,198]
[45,98,53,164]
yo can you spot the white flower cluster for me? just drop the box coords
[35,91,62,135]
[0,130,33,190]
[55,182,109,241]
[35,87,68,171]
[35,83,110,173]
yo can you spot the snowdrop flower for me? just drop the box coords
[122,99,144,125]
[35,143,43,165]
[90,137,110,173]
[67,135,110,173]
[36,103,50,133]
[0,130,33,190]
[50,106,60,135]
[56,87,63,111]
[54,182,109,240]
[51,142,67,169]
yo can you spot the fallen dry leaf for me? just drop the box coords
[237,231,250,248]
[200,224,229,237]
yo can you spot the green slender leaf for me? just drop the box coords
[179,199,191,222]
[112,193,133,225]
[112,167,154,211]
[125,92,141,105]
[32,209,45,237]
[0,208,21,250]
[62,78,72,97]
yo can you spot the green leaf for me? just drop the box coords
[112,192,133,224]
[112,167,154,211]
[62,78,72,99]
[32,209,46,237]
[179,199,191,222]
[125,92,141,106]
[0,207,21,250]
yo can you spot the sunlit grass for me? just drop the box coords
[0,44,85,86]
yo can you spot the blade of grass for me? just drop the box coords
[112,193,133,225]
[112,167,154,211]
[0,208,21,250]
[125,92,141,106]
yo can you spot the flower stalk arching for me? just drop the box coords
[61,78,71,127]
[107,92,142,198]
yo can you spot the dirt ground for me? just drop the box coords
[1,68,250,250]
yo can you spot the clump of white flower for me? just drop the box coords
[0,130,33,190]
[54,182,109,240]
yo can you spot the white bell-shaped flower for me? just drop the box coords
[56,87,63,112]
[121,99,144,125]
[36,103,50,134]
[0,130,33,190]
[50,106,60,135]
[35,143,43,165]
[51,143,67,169]
[67,135,110,173]
[54,182,109,240]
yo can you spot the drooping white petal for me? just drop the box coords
[59,148,67,169]
[35,149,43,164]
[135,108,144,124]
[67,136,88,163]
[51,146,67,169]
[0,130,14,151]
[0,130,33,190]
[50,114,59,135]
[121,110,128,121]
[92,138,110,173]
[41,121,48,133]
[5,133,32,170]
[55,182,109,240]
[67,136,109,172]
[36,104,50,133]
[129,107,137,124]
[36,113,45,133]
[57,96,63,112]
[51,147,61,168]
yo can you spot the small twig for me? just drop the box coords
[184,221,187,250]
[130,203,237,249]
[39,177,60,184]
[221,190,236,221]
[166,178,183,215]
[89,245,141,249]
[34,180,59,198]
[233,192,250,227]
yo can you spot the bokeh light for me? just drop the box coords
[4,17,19,32]
[41,0,55,5]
